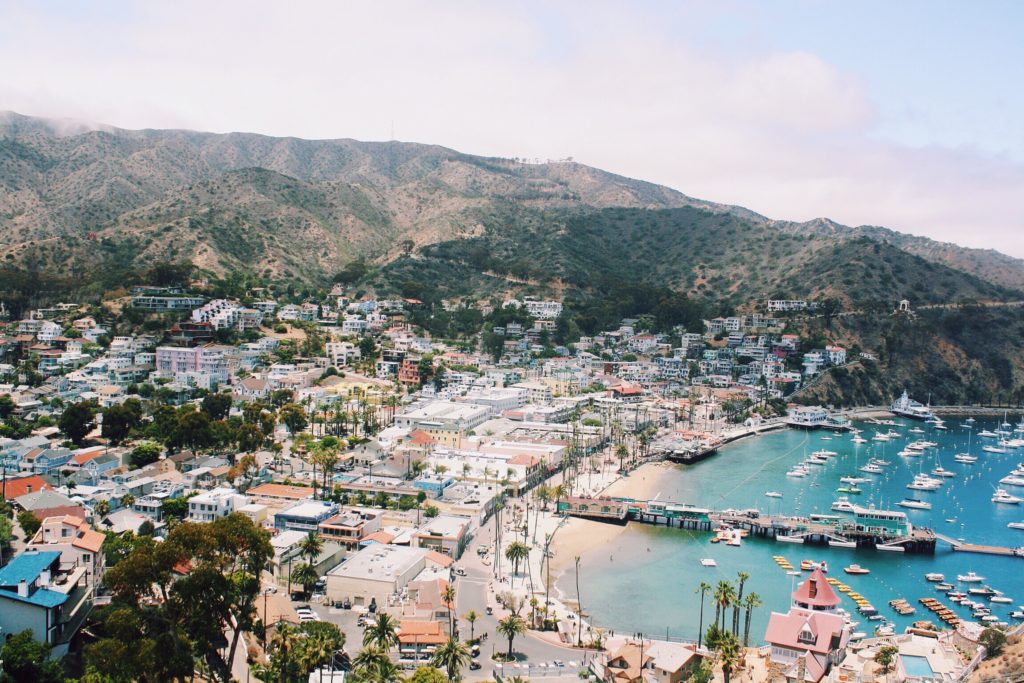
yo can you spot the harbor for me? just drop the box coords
[556,413,1024,642]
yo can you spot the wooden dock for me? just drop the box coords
[933,531,1023,557]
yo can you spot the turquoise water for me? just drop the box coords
[901,654,936,678]
[558,417,1024,643]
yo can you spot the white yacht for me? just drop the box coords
[859,463,884,474]
[1007,522,1024,530]
[831,497,856,513]
[931,466,956,478]
[851,436,868,444]
[765,491,783,498]
[840,476,871,484]
[978,430,999,438]
[786,468,809,478]
[925,573,945,582]
[993,488,1023,504]
[954,453,978,463]
[897,498,932,510]
[873,433,891,442]
[898,448,922,457]
[1000,475,1024,487]
[984,445,1009,454]
[812,449,838,458]
[957,571,985,583]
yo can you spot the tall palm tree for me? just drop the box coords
[733,571,749,636]
[615,444,629,472]
[464,610,479,642]
[575,555,584,647]
[718,631,742,683]
[430,636,470,682]
[351,646,399,683]
[267,622,302,682]
[496,615,525,661]
[362,612,399,652]
[505,542,529,585]
[742,592,762,647]
[292,562,319,598]
[299,530,323,564]
[442,583,457,636]
[714,580,735,631]
[695,581,712,648]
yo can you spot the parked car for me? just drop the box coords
[469,660,482,671]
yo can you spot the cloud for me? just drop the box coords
[1,0,1022,256]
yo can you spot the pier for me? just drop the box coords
[557,496,949,554]
[933,531,1024,557]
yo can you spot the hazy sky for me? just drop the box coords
[3,1,1023,255]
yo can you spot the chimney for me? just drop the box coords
[17,579,28,597]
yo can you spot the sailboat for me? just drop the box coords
[955,431,978,464]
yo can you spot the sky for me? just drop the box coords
[2,0,1023,255]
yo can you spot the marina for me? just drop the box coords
[558,414,1024,642]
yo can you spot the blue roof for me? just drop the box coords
[0,551,60,587]
[0,551,67,609]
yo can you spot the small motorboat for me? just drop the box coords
[935,583,954,591]
[831,497,855,513]
[765,491,783,498]
[954,453,978,463]
[1000,476,1024,486]
[993,488,1023,504]
[898,498,932,510]
[957,572,985,583]
[700,558,717,567]
[874,621,896,637]
[931,467,956,478]
[1008,522,1024,530]
[844,564,870,575]
[925,573,945,582]
[984,445,1009,454]
[990,596,1013,604]
[968,586,998,596]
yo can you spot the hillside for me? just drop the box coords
[2,110,1023,298]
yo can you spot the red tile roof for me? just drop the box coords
[2,475,52,499]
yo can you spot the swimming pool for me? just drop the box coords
[901,654,937,680]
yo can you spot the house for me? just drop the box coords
[246,483,316,508]
[397,619,448,660]
[273,501,339,533]
[325,544,432,608]
[764,569,851,682]
[187,487,249,523]
[412,515,471,559]
[318,509,384,549]
[2,474,53,499]
[26,515,106,585]
[0,549,93,657]
[599,640,704,683]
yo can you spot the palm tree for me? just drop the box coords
[496,615,525,661]
[119,493,135,509]
[442,583,457,636]
[714,580,735,631]
[430,636,470,682]
[267,621,302,682]
[362,612,399,652]
[351,646,399,683]
[718,631,742,683]
[615,444,629,472]
[464,610,479,642]
[292,562,319,598]
[575,555,584,647]
[733,571,749,636]
[696,581,712,648]
[536,483,551,511]
[299,530,323,564]
[505,541,529,585]
[551,484,567,506]
[742,592,762,647]
[94,498,110,519]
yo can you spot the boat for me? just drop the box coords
[925,573,945,582]
[786,467,809,478]
[898,448,922,457]
[800,560,828,572]
[991,596,1013,604]
[831,497,855,513]
[851,436,867,444]
[1000,476,1024,486]
[871,457,891,466]
[836,485,862,494]
[984,445,1009,454]
[859,463,884,474]
[844,564,870,574]
[897,498,932,510]
[909,427,925,434]
[829,539,857,548]
[873,621,896,637]
[993,488,1023,504]
[812,449,838,458]
[700,558,717,567]
[966,416,976,424]
[957,572,985,583]
[777,535,805,544]
[954,454,978,463]
[1008,522,1024,530]
[876,544,905,552]
[873,434,891,442]
[979,430,999,438]
[840,476,871,484]
[891,390,935,420]
[765,491,783,498]
[931,466,955,478]
[968,586,997,596]
[935,583,954,591]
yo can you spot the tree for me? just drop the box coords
[101,402,140,445]
[442,582,457,635]
[980,628,1008,658]
[236,422,265,453]
[362,612,400,652]
[695,581,712,649]
[129,441,162,469]
[733,571,749,636]
[742,592,762,646]
[292,562,319,598]
[17,509,41,537]
[351,646,400,683]
[505,541,530,583]
[407,665,449,683]
[875,644,899,672]
[424,505,440,518]
[431,636,470,682]
[299,530,323,564]
[279,403,308,434]
[0,514,13,564]
[718,631,742,683]
[464,610,479,642]
[684,660,714,683]
[714,580,735,631]
[60,400,96,445]
[497,614,525,660]
[120,493,136,509]
[201,392,233,420]
[94,498,111,519]
[0,630,64,683]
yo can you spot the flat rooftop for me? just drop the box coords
[328,544,427,582]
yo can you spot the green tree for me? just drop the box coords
[431,636,470,682]
[292,562,319,598]
[497,614,526,660]
[407,665,449,683]
[351,646,400,683]
[59,400,96,445]
[424,505,440,518]
[0,514,13,564]
[464,609,479,642]
[129,441,162,468]
[201,392,233,420]
[0,630,65,683]
[279,403,308,434]
[980,628,1008,658]
[101,402,140,445]
[299,530,323,563]
[94,498,111,519]
[742,592,762,647]
[17,509,41,537]
[695,581,712,649]
[875,644,899,672]
[718,631,742,683]
[362,612,400,652]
